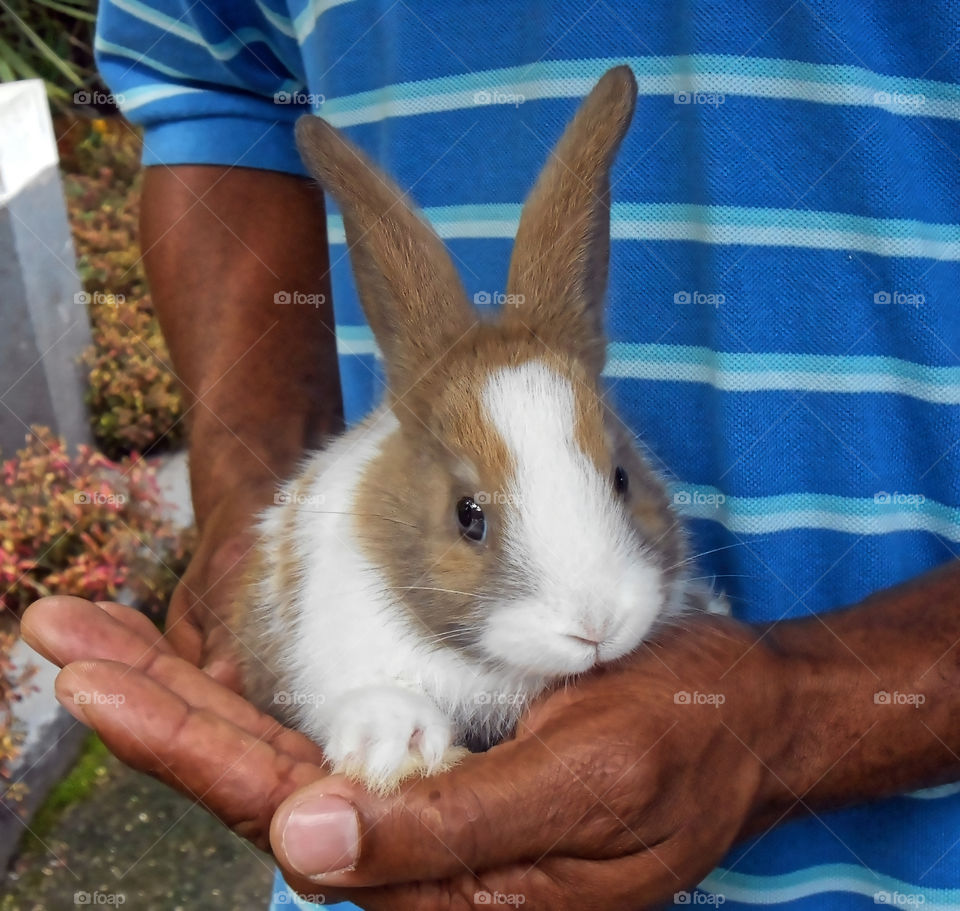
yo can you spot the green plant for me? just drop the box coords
[0,0,99,107]
[23,732,108,846]
[0,426,190,618]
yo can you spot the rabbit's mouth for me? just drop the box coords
[477,592,664,679]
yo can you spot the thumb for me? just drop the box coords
[269,734,605,887]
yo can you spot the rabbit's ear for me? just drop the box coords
[503,66,637,376]
[296,117,475,392]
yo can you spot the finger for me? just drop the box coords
[94,601,175,654]
[140,650,326,766]
[22,597,163,668]
[26,599,324,764]
[328,843,699,911]
[163,584,204,667]
[269,730,637,887]
[199,616,246,692]
[54,660,323,848]
[166,552,247,692]
[193,532,254,690]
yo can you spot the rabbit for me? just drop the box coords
[231,66,718,795]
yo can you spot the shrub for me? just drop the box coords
[81,302,185,461]
[0,418,191,803]
[0,426,189,618]
[60,119,186,459]
[0,628,35,808]
[58,117,143,188]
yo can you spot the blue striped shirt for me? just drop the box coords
[95,1,960,908]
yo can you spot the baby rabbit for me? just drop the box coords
[232,66,708,794]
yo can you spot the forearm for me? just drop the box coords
[140,165,343,526]
[752,559,960,830]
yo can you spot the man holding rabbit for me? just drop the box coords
[23,1,960,909]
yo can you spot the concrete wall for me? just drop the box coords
[0,79,92,455]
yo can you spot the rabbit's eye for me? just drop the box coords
[456,497,486,542]
[614,465,629,495]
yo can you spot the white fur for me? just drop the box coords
[478,361,667,677]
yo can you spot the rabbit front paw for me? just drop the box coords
[325,686,466,795]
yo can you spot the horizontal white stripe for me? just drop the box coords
[701,862,960,907]
[611,219,960,260]
[687,504,960,541]
[907,781,960,800]
[336,329,960,405]
[320,56,960,127]
[327,203,960,262]
[604,357,960,405]
[119,84,204,112]
[672,485,960,542]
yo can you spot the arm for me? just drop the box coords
[140,165,343,684]
[754,557,960,827]
[22,561,960,909]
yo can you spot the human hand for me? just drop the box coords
[21,596,326,843]
[23,598,789,910]
[263,613,789,910]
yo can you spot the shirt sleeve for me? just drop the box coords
[95,0,312,176]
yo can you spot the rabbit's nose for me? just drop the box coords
[568,633,601,647]
[570,618,609,644]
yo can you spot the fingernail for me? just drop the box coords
[280,794,360,878]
